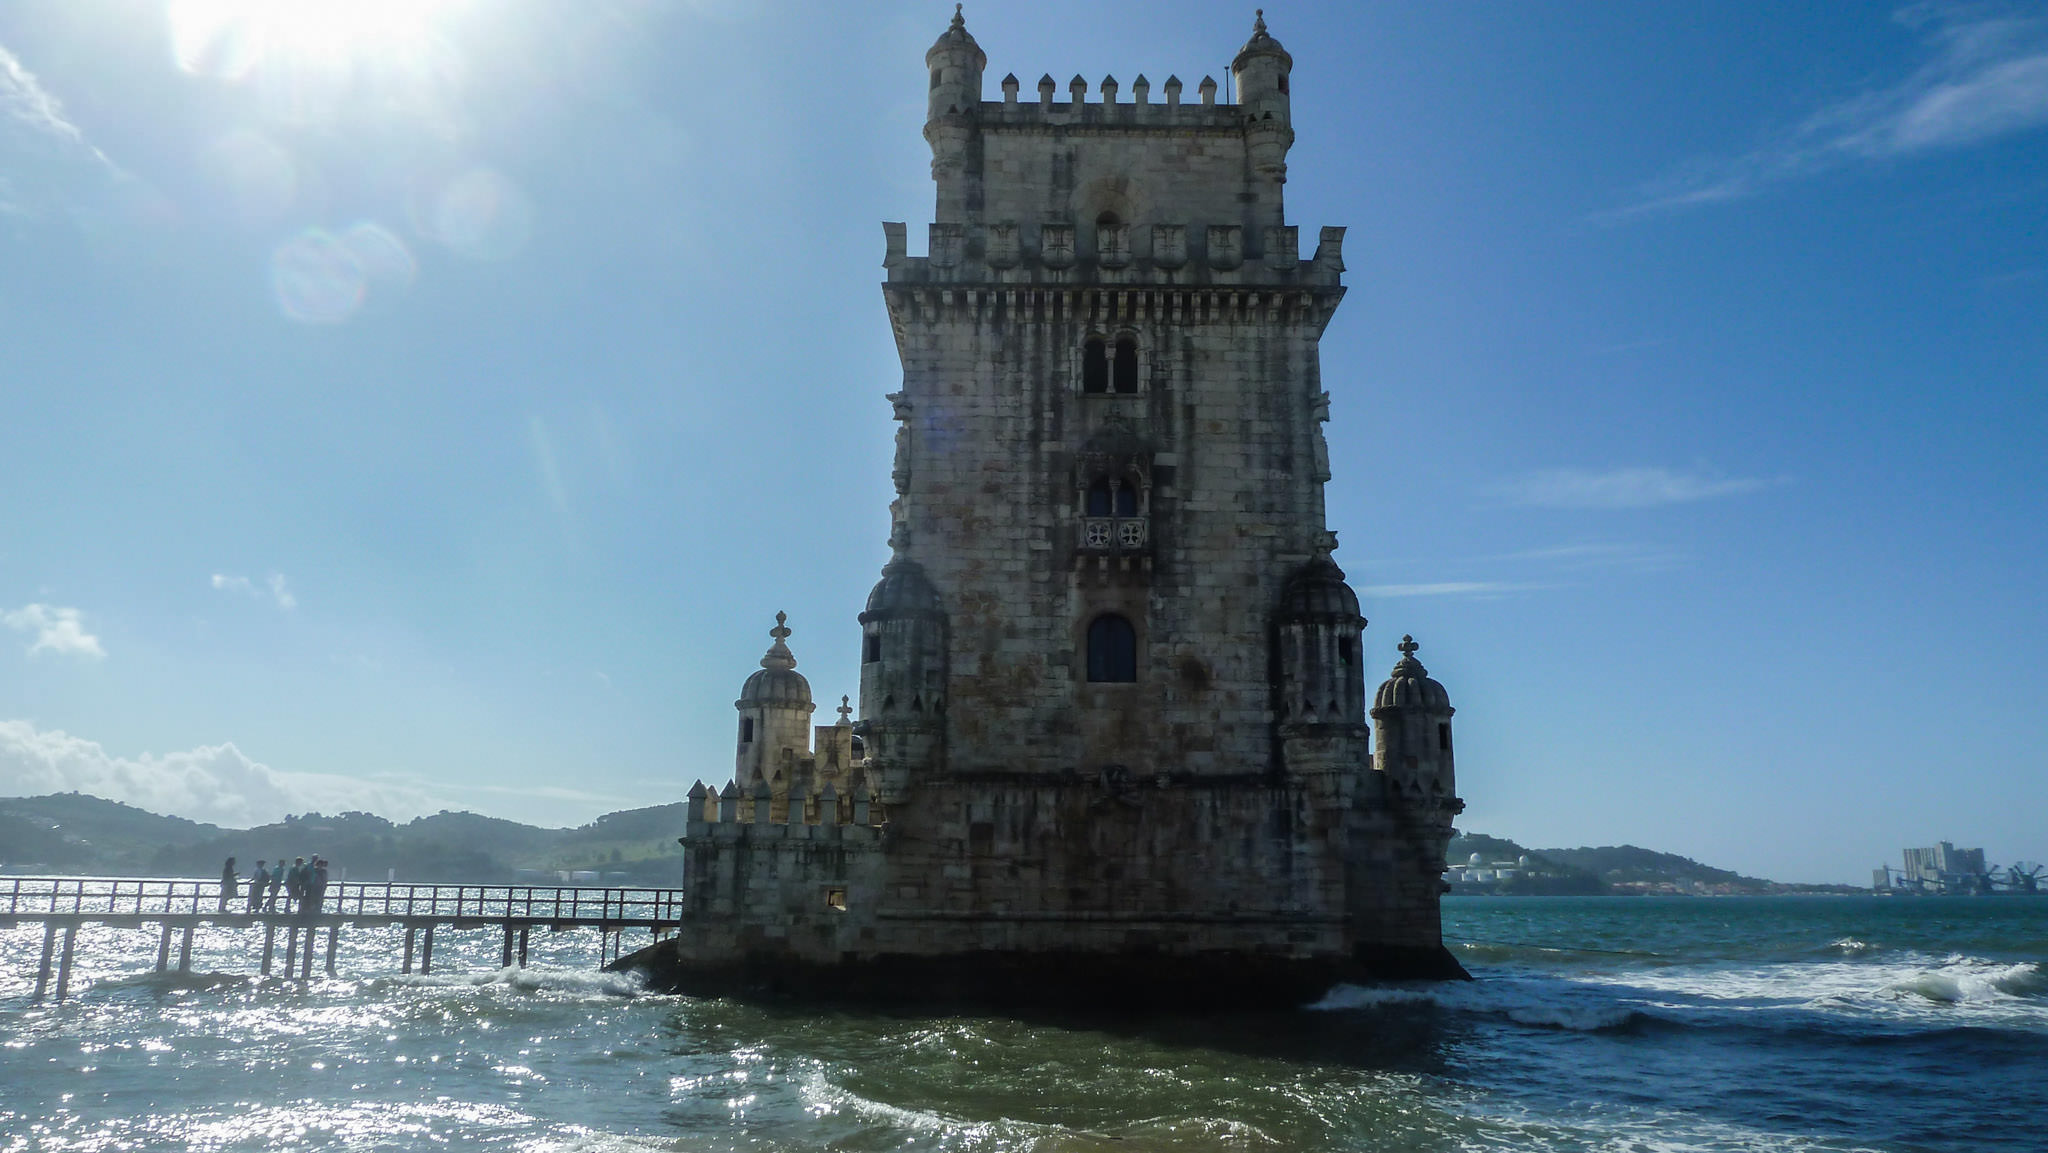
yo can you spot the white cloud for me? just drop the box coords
[1488,467,1776,509]
[212,572,296,610]
[1614,7,2048,215]
[2,604,105,659]
[0,719,641,830]
[1358,581,1539,599]
[0,41,123,217]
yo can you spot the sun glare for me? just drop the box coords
[168,0,466,81]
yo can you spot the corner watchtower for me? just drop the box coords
[1232,10,1295,185]
[925,4,986,221]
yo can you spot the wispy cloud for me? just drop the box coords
[0,719,638,829]
[1612,7,2048,216]
[2,604,105,659]
[1487,467,1778,510]
[1359,581,1542,599]
[212,572,297,610]
[0,40,123,217]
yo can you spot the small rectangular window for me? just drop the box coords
[1438,723,1451,752]
[826,887,847,911]
[741,718,754,743]
[864,634,882,663]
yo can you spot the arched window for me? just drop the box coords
[1114,479,1138,516]
[1085,477,1114,516]
[1086,614,1138,683]
[1113,337,1138,393]
[1082,338,1108,393]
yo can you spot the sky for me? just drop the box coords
[1,1,2044,884]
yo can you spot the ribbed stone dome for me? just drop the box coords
[861,560,943,621]
[738,612,813,707]
[1373,636,1452,713]
[1232,10,1292,70]
[927,4,985,65]
[1279,556,1361,621]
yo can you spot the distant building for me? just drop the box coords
[1899,841,1988,893]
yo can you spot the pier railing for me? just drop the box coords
[3,876,684,924]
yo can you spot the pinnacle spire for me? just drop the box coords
[951,3,964,32]
[760,611,798,671]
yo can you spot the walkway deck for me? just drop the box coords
[4,876,686,1002]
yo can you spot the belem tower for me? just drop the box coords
[623,9,1468,1006]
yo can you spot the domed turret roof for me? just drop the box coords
[1279,555,1361,621]
[861,559,944,621]
[738,612,813,707]
[1232,10,1293,71]
[927,4,986,67]
[1373,635,1453,713]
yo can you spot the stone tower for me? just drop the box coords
[664,11,1467,1006]
[733,612,814,793]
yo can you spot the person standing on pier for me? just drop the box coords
[306,857,330,914]
[218,857,238,912]
[247,861,269,913]
[266,855,285,911]
[285,856,307,913]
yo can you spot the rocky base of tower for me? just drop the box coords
[607,938,1468,1012]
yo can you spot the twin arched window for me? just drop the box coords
[1082,336,1139,394]
[1086,614,1138,683]
[1084,476,1139,517]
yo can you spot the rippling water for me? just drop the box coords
[2,895,2043,1151]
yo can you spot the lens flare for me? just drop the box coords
[413,168,532,261]
[271,229,366,323]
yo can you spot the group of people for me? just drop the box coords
[218,855,332,915]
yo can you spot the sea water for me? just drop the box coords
[1,895,2043,1151]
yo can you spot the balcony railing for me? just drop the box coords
[1081,516,1148,551]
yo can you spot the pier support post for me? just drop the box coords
[155,923,171,973]
[282,925,299,977]
[402,926,416,974]
[420,925,435,975]
[325,927,337,976]
[31,923,57,1003]
[261,923,276,976]
[54,924,78,1002]
[501,924,513,969]
[301,929,315,980]
[517,926,528,968]
[177,926,194,973]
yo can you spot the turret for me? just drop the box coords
[924,4,985,221]
[1275,553,1367,730]
[1371,635,1456,803]
[734,612,815,792]
[1232,10,1295,190]
[857,560,949,803]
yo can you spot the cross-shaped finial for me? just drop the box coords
[770,611,791,643]
[1398,635,1419,658]
[838,695,852,724]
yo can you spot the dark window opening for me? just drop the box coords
[1438,722,1451,752]
[1337,637,1354,666]
[1113,337,1138,393]
[930,69,942,90]
[1086,477,1114,516]
[1278,75,1289,95]
[826,887,847,911]
[740,717,754,743]
[1096,210,1121,231]
[1082,338,1108,393]
[1086,614,1138,683]
[863,633,882,663]
[1114,482,1137,516]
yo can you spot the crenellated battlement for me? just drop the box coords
[884,222,1344,288]
[681,778,884,844]
[981,72,1239,127]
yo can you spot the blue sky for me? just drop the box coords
[2,2,2043,884]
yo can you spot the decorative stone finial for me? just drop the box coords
[760,611,798,671]
[1254,9,1267,35]
[1398,635,1419,658]
[951,3,964,31]
[838,696,853,725]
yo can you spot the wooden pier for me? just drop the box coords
[3,876,685,1003]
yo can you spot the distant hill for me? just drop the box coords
[1449,833,1848,895]
[0,793,688,883]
